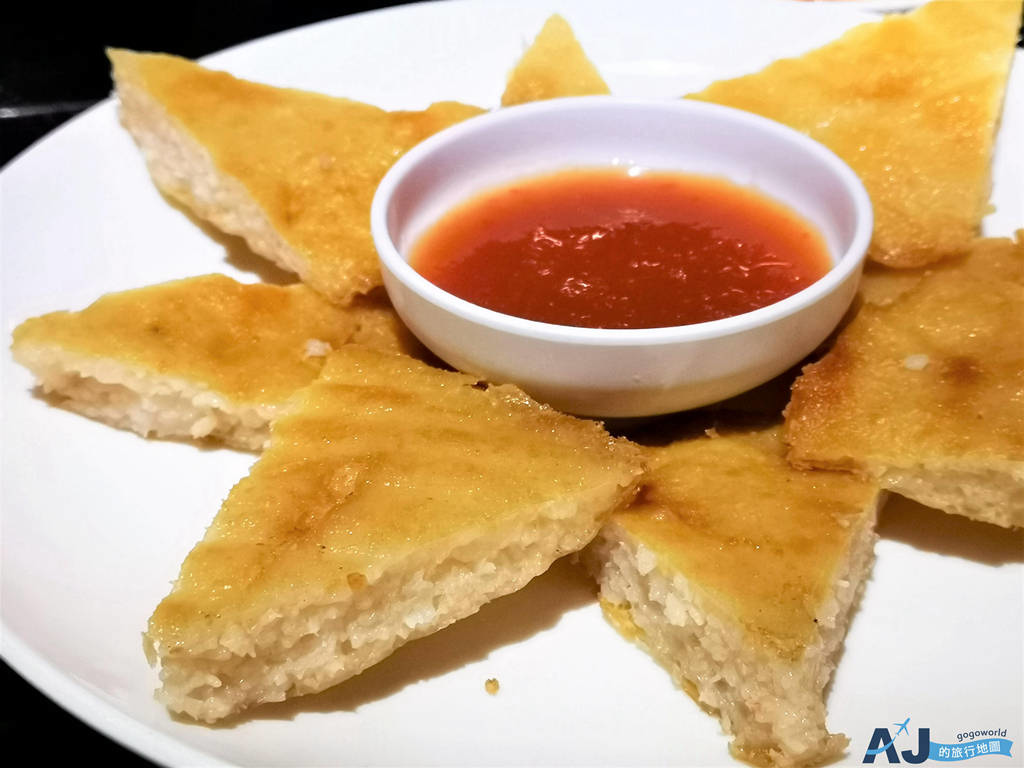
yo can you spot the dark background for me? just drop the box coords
[2,3,1023,766]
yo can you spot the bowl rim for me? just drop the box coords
[371,95,873,348]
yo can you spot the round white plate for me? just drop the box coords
[2,1,1021,766]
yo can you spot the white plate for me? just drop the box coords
[2,1,1022,766]
[792,0,930,13]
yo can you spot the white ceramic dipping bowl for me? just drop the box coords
[371,97,872,418]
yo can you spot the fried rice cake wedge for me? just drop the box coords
[501,14,610,106]
[689,0,1021,268]
[11,275,424,450]
[147,346,644,722]
[786,235,1024,528]
[108,50,483,304]
[858,231,1024,307]
[586,423,882,768]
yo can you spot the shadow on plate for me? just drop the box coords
[161,192,297,285]
[877,493,1024,565]
[217,556,597,725]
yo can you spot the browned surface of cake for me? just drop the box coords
[148,346,644,721]
[109,49,483,303]
[859,231,1024,306]
[588,424,881,766]
[690,0,1021,267]
[11,275,422,448]
[501,14,610,106]
[786,235,1024,527]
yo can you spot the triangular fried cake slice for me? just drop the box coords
[859,230,1024,307]
[587,423,882,768]
[11,275,423,450]
[786,235,1024,528]
[148,346,643,722]
[501,14,610,106]
[108,50,483,303]
[689,0,1021,268]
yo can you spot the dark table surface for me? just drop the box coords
[3,3,1023,766]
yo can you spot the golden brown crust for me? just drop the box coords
[689,0,1021,268]
[613,425,880,657]
[109,49,483,303]
[11,275,416,406]
[149,346,644,651]
[501,14,610,106]
[785,236,1024,523]
[859,231,1024,306]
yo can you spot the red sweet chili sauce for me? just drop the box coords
[410,168,830,329]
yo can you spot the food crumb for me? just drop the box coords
[304,338,333,358]
[485,678,500,695]
[903,353,930,371]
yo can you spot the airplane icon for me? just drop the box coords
[894,718,911,736]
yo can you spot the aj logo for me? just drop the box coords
[863,718,1013,763]
[863,718,930,764]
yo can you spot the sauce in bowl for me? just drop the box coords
[410,168,830,329]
